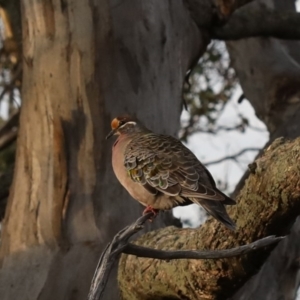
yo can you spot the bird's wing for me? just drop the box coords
[124,133,229,201]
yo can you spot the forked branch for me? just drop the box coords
[87,213,284,300]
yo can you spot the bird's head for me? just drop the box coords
[106,115,147,139]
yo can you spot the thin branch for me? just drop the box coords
[123,235,284,260]
[88,213,284,300]
[0,129,17,151]
[0,111,19,136]
[0,111,19,152]
[184,124,267,136]
[204,147,261,166]
[87,213,155,300]
[0,64,22,102]
[212,5,300,41]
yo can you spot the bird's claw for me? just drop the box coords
[143,206,159,222]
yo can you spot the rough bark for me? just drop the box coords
[0,1,203,300]
[118,137,300,299]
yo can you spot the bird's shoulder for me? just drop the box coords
[123,133,210,182]
[124,133,195,162]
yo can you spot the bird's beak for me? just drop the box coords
[106,128,117,140]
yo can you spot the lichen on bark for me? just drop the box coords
[118,137,300,300]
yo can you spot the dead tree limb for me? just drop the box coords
[87,213,155,300]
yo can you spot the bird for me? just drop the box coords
[106,115,236,230]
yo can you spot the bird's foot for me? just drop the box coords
[143,206,159,215]
[143,206,159,222]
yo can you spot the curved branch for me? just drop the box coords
[204,147,260,166]
[87,213,155,300]
[183,124,267,136]
[123,235,284,260]
[88,212,283,300]
[212,5,300,40]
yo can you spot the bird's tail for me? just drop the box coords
[196,199,236,230]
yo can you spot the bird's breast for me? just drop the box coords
[111,136,187,210]
[112,136,150,203]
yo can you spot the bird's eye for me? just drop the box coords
[119,120,125,126]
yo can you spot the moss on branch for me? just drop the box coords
[118,137,300,299]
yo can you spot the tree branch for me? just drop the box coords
[88,213,283,300]
[181,124,266,137]
[87,213,155,300]
[123,235,284,260]
[204,147,261,166]
[0,64,22,102]
[212,5,300,40]
[0,111,19,151]
[119,137,300,299]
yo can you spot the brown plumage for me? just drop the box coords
[106,115,236,230]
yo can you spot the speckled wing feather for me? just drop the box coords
[124,133,235,204]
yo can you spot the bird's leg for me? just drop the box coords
[142,206,159,216]
[142,206,159,222]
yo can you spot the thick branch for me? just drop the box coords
[212,6,300,40]
[118,137,300,300]
[88,213,283,300]
[225,1,300,139]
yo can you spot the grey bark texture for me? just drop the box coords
[0,1,202,300]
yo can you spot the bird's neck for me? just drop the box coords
[113,133,131,149]
[113,130,150,148]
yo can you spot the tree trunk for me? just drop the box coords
[119,137,300,299]
[0,1,202,299]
